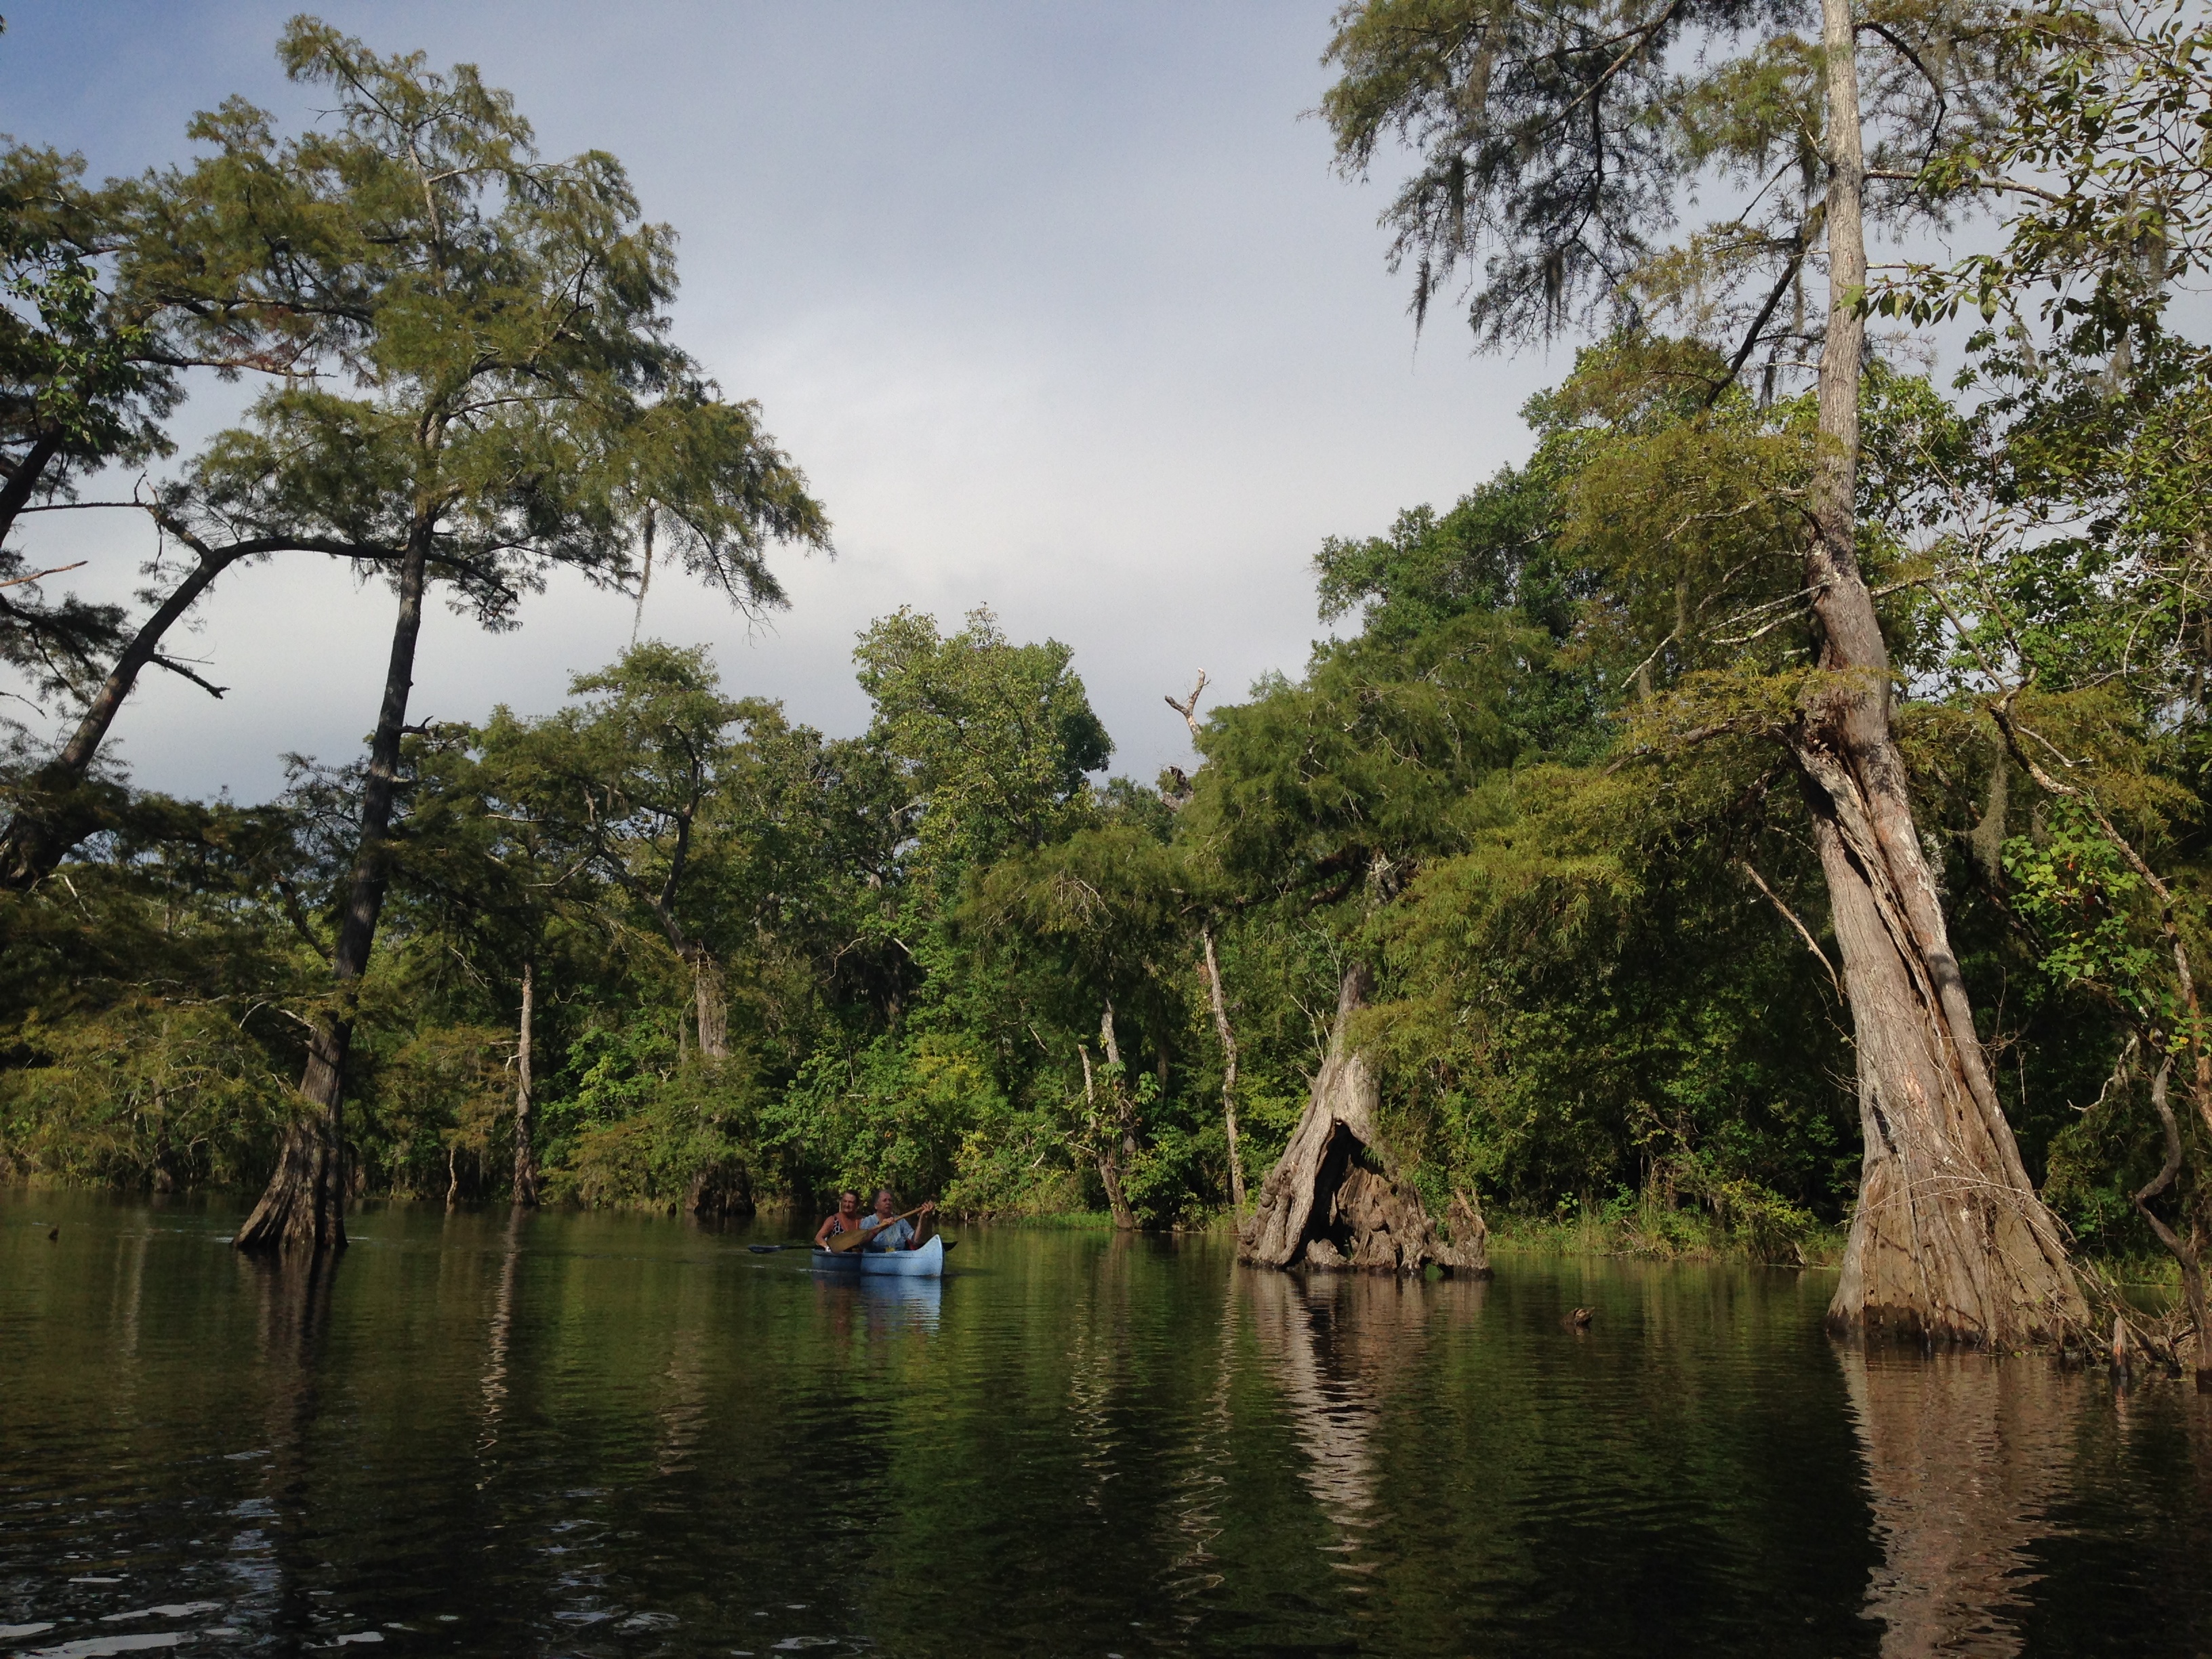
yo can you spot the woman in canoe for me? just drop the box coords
[813,1189,866,1248]
[863,1187,936,1250]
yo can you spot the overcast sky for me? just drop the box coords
[3,1,1563,800]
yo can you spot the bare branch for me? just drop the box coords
[147,653,228,699]
[0,560,87,590]
[1164,670,1209,739]
[1737,857,1845,1002]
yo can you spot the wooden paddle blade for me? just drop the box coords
[827,1202,929,1252]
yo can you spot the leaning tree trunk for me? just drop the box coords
[1238,964,1485,1276]
[0,428,63,550]
[512,954,539,1207]
[0,542,245,888]
[234,533,432,1252]
[1802,0,2081,1345]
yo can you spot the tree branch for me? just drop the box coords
[1737,857,1845,1001]
[0,560,86,592]
[1856,21,1947,171]
[1164,670,1209,738]
[147,653,228,699]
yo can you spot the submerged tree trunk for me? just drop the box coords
[1239,964,1485,1276]
[1202,927,1248,1214]
[1801,0,2081,1345]
[512,955,539,1207]
[0,541,246,888]
[234,535,432,1253]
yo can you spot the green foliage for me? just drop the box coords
[770,1032,1009,1211]
[856,606,1110,886]
[0,142,180,712]
[8,4,2211,1282]
[110,19,830,616]
[2003,801,2162,1008]
[0,998,298,1187]
[1322,0,2011,352]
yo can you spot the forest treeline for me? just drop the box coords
[6,12,2212,1325]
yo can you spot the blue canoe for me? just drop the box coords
[811,1234,946,1278]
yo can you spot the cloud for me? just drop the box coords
[1,0,1549,798]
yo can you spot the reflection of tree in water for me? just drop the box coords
[653,1257,713,1480]
[1164,1261,1240,1607]
[1242,1267,1454,1586]
[1064,1232,1136,1515]
[477,1208,523,1463]
[236,1252,340,1644]
[1842,1349,2076,1658]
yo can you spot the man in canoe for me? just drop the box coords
[862,1186,935,1250]
[812,1189,865,1248]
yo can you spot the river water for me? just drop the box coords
[2,1191,2208,1658]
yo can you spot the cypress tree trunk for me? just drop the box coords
[1803,0,2081,1344]
[512,955,539,1207]
[234,533,431,1253]
[1081,1013,1138,1231]
[1101,1004,1143,1229]
[691,949,729,1062]
[1203,927,1248,1214]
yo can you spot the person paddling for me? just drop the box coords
[863,1186,935,1251]
[813,1189,865,1249]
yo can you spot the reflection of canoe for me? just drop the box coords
[811,1235,945,1278]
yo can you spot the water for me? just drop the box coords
[2,1193,2208,1659]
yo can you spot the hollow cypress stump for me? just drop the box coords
[1237,966,1486,1277]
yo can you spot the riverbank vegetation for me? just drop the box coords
[5,11,2212,1340]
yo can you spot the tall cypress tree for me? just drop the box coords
[1323,0,2083,1342]
[90,20,830,1250]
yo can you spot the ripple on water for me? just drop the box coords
[20,1637,188,1658]
[4,1199,2211,1659]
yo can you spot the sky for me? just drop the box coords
[0,1,1563,802]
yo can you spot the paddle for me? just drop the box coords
[827,1203,932,1253]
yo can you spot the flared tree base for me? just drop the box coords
[232,1117,347,1254]
[1826,1141,2082,1349]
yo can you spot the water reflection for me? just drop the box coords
[810,1269,943,1335]
[239,1252,341,1649]
[477,1207,521,1458]
[654,1257,712,1479]
[1242,1268,1482,1583]
[9,1195,2212,1658]
[1164,1269,1239,1606]
[1841,1348,2076,1658]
